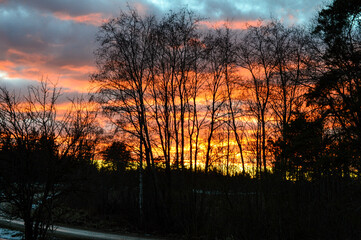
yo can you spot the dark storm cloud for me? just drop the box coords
[0,2,97,65]
[0,0,161,69]
[9,0,160,19]
[182,0,327,24]
[10,0,119,17]
[0,0,329,62]
[0,0,329,94]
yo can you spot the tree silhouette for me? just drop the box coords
[272,114,325,180]
[102,141,131,172]
[309,0,361,174]
[0,81,100,240]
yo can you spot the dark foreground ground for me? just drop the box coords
[0,218,161,240]
[52,169,361,239]
[2,170,361,239]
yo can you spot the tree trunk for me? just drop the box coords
[139,130,144,228]
[261,110,267,174]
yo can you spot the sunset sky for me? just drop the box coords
[0,0,327,99]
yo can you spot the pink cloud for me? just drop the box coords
[53,12,107,26]
[61,64,96,73]
[133,3,147,16]
[286,14,298,25]
[200,20,263,30]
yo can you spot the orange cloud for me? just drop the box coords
[0,60,16,72]
[200,20,262,30]
[53,12,107,26]
[61,64,96,73]
[1,50,93,93]
[3,49,51,83]
[56,77,92,93]
[0,59,39,82]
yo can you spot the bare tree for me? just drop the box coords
[91,8,168,226]
[219,26,247,175]
[203,29,229,173]
[185,37,207,172]
[154,9,202,169]
[238,22,275,175]
[91,8,157,169]
[266,22,310,177]
[0,80,100,240]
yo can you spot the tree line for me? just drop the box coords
[0,81,102,240]
[92,0,361,180]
